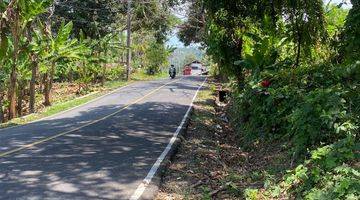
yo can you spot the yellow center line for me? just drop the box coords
[0,78,182,158]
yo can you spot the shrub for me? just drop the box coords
[231,62,360,154]
[269,137,360,199]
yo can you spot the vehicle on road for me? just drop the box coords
[183,66,191,75]
[190,64,202,75]
[169,65,176,79]
[170,73,176,79]
[183,61,207,76]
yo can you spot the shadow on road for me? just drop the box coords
[0,76,206,200]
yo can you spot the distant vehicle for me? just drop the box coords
[183,66,191,75]
[190,63,202,75]
[183,60,207,76]
[169,65,176,79]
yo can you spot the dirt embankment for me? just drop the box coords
[156,80,289,200]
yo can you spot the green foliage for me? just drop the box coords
[244,188,260,200]
[178,0,359,199]
[232,61,360,152]
[53,0,120,38]
[179,0,326,80]
[269,137,360,200]
[53,0,177,42]
[231,59,360,199]
[343,0,360,62]
[0,0,179,119]
[144,42,171,74]
[325,3,349,37]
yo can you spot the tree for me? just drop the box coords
[343,0,360,61]
[178,0,326,86]
[53,0,120,39]
[33,21,86,106]
[0,0,51,119]
[144,42,171,74]
[0,0,179,122]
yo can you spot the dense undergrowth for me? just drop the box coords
[177,0,360,198]
[230,62,360,199]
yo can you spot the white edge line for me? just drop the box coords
[130,77,207,200]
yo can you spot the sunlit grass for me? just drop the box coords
[131,70,168,81]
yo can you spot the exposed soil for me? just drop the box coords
[155,80,291,200]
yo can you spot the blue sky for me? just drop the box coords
[167,0,352,47]
[167,31,184,48]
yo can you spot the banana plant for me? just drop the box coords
[16,53,31,116]
[234,32,288,81]
[32,21,88,106]
[0,0,52,119]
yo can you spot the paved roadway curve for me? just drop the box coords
[0,76,206,200]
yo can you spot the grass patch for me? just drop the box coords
[131,70,169,81]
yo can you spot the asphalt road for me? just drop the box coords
[0,76,206,200]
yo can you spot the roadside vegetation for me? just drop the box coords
[158,0,360,199]
[0,0,178,124]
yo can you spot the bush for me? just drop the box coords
[272,137,359,199]
[231,62,360,154]
[229,61,360,199]
[144,42,170,74]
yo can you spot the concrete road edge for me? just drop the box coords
[134,77,207,200]
[140,107,194,200]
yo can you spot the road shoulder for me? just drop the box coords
[155,79,289,200]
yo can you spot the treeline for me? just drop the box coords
[0,0,177,122]
[179,0,359,198]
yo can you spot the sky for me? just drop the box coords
[324,0,352,8]
[167,0,353,48]
[167,30,185,48]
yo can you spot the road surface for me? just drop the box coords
[0,76,206,200]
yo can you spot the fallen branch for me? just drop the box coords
[191,180,204,188]
[210,186,226,197]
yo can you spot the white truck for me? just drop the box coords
[190,63,203,75]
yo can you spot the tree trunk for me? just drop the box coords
[101,66,106,86]
[236,72,245,90]
[43,72,51,106]
[43,61,55,106]
[8,11,20,120]
[29,55,37,113]
[293,9,302,68]
[68,70,73,83]
[235,36,245,90]
[8,66,17,119]
[295,31,301,67]
[101,50,107,86]
[17,84,23,117]
[49,61,55,96]
[0,92,4,123]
